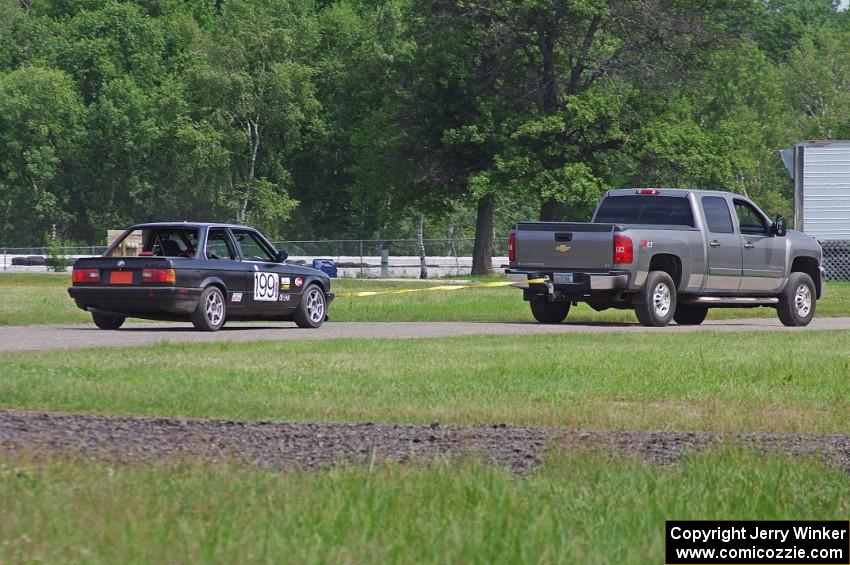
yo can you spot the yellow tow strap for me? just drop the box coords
[336,278,548,298]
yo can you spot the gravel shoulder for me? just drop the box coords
[2,317,850,352]
[3,410,850,473]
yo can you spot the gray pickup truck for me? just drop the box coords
[506,189,824,327]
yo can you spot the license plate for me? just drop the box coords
[553,272,574,285]
[109,271,133,285]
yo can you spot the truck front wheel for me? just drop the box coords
[633,271,676,327]
[530,300,570,324]
[777,272,816,327]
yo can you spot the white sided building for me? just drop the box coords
[782,140,850,279]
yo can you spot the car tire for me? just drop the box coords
[295,284,326,328]
[633,271,676,327]
[673,304,708,325]
[191,286,226,331]
[92,312,125,330]
[529,300,570,324]
[777,272,816,327]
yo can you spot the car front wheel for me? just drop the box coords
[295,284,326,328]
[192,286,226,331]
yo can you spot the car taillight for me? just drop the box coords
[72,268,100,283]
[614,235,633,264]
[634,188,661,195]
[141,268,176,284]
[508,232,516,262]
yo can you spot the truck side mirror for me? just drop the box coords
[772,215,787,237]
[277,250,288,263]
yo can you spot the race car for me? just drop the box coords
[68,222,333,331]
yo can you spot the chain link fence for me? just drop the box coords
[0,238,509,275]
[11,238,846,279]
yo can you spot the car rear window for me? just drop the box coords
[107,228,199,258]
[594,196,695,227]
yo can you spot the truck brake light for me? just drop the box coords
[508,232,516,262]
[635,189,661,195]
[72,268,100,283]
[614,235,633,264]
[141,268,176,284]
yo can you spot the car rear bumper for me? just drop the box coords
[505,270,630,291]
[68,286,203,316]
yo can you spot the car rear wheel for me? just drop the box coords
[633,271,676,327]
[92,312,125,330]
[530,300,570,324]
[777,272,816,327]
[295,284,326,328]
[192,286,226,331]
[673,304,708,325]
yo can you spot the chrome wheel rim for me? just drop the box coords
[653,283,671,318]
[205,290,224,326]
[794,284,812,318]
[305,288,325,323]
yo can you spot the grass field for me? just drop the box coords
[2,330,849,433]
[3,273,850,564]
[1,272,850,325]
[2,450,847,564]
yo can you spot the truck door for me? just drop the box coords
[734,200,785,293]
[203,228,246,311]
[700,196,742,292]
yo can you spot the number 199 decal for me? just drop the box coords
[254,272,280,301]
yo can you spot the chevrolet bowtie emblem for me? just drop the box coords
[555,245,572,253]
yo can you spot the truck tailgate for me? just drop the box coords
[513,222,616,270]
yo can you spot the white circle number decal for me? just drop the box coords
[253,272,280,301]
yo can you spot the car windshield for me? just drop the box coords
[107,228,199,258]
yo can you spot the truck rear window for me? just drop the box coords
[594,196,695,227]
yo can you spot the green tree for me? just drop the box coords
[0,66,84,244]
[188,0,320,237]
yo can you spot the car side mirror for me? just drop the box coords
[277,250,288,263]
[772,215,787,237]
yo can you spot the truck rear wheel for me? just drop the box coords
[777,272,816,327]
[633,271,676,327]
[673,304,708,325]
[530,300,570,324]
[92,312,125,330]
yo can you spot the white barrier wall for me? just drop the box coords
[0,254,511,278]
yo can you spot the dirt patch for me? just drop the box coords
[2,410,850,473]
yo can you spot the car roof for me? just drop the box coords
[605,188,748,199]
[125,222,258,230]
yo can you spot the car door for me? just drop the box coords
[734,199,785,293]
[230,228,290,315]
[700,195,742,292]
[203,227,247,311]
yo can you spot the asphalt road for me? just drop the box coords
[1,317,849,352]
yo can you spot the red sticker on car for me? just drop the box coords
[294,277,303,287]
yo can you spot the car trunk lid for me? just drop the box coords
[71,256,173,286]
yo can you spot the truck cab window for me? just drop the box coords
[701,197,734,234]
[206,229,237,260]
[734,201,768,235]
